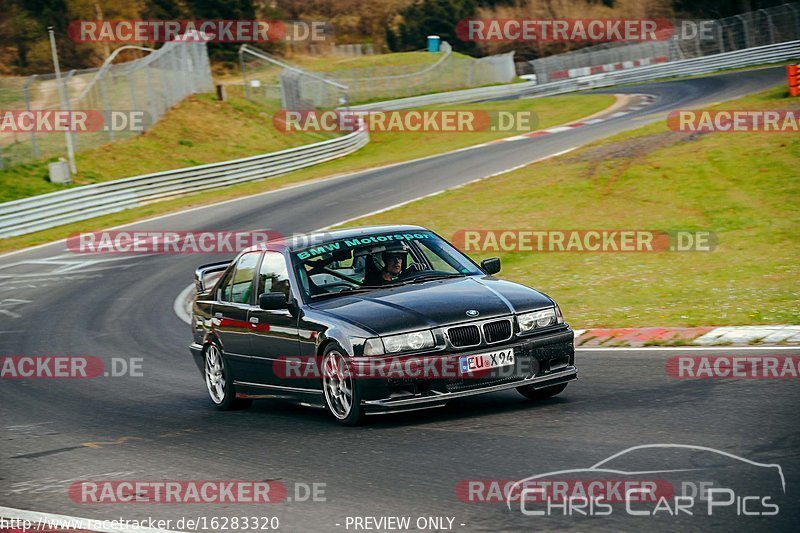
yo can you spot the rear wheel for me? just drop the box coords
[322,345,365,426]
[516,382,567,401]
[204,342,251,410]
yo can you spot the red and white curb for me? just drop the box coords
[485,93,657,144]
[694,325,800,345]
[575,325,800,347]
[548,56,670,81]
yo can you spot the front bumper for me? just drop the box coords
[359,328,576,413]
[363,365,576,413]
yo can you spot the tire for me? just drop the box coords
[204,342,251,410]
[321,344,365,426]
[516,382,568,401]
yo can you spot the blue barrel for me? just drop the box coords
[427,35,441,53]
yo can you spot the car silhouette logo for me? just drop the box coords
[466,309,480,317]
[505,443,786,511]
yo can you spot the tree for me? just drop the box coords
[389,0,480,54]
[185,0,256,62]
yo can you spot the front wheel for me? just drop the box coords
[516,382,567,401]
[204,342,251,410]
[322,345,365,426]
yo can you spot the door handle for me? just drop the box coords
[249,317,259,325]
[213,312,223,318]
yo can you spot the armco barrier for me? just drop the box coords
[351,40,800,110]
[0,126,368,239]
[1,41,796,239]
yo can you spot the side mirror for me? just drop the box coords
[481,257,501,275]
[259,292,287,310]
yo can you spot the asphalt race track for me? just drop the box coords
[1,67,798,532]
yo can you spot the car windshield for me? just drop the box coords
[292,231,483,299]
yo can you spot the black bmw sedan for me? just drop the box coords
[190,225,576,425]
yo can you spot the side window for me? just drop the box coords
[257,252,291,300]
[216,267,235,302]
[226,252,260,304]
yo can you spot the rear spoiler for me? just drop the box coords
[195,260,232,293]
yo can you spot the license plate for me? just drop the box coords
[460,349,515,374]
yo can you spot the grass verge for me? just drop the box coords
[337,86,800,328]
[0,93,614,254]
[0,95,336,202]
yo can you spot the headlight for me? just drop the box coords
[555,303,564,324]
[517,308,557,332]
[381,330,435,354]
[363,338,384,356]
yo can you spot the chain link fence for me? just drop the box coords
[530,3,800,84]
[240,41,517,109]
[0,39,213,169]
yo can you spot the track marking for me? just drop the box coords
[81,436,143,449]
[579,346,800,352]
[0,99,625,262]
[315,148,577,231]
[174,283,195,325]
[0,299,31,319]
[542,125,574,133]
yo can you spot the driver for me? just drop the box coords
[363,246,425,286]
[380,250,405,283]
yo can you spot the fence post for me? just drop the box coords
[99,74,113,141]
[49,26,76,174]
[758,9,776,44]
[184,44,195,95]
[788,4,800,40]
[159,55,171,110]
[736,15,751,49]
[145,63,157,128]
[23,75,39,158]
[240,46,250,99]
[64,70,78,150]
[127,72,137,114]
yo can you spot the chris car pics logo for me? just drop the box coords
[506,444,785,518]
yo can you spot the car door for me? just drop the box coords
[212,251,260,379]
[246,251,304,388]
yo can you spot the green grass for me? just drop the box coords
[337,86,800,328]
[0,93,614,254]
[219,50,476,84]
[0,94,336,203]
[225,50,523,106]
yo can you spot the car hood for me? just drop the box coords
[308,276,554,335]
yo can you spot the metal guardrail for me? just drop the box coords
[0,41,795,239]
[351,41,800,110]
[0,126,368,239]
